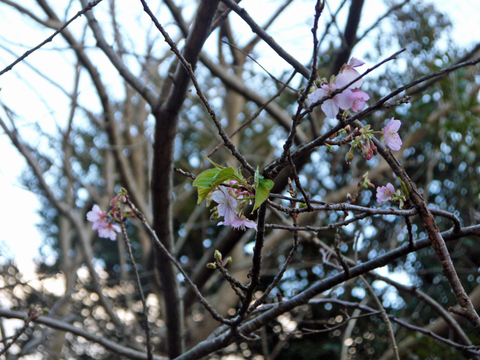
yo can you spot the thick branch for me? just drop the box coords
[178,224,480,359]
[369,128,480,334]
[143,0,221,356]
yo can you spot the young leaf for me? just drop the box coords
[210,167,235,188]
[399,179,411,199]
[193,167,237,204]
[193,168,221,204]
[252,168,274,212]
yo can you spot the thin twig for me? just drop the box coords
[278,0,324,170]
[219,0,310,78]
[0,0,104,77]
[360,276,400,360]
[405,215,414,249]
[0,306,42,357]
[220,40,296,90]
[248,192,300,313]
[120,223,153,360]
[173,167,196,180]
[213,259,247,301]
[233,203,268,326]
[126,197,231,325]
[207,71,296,157]
[334,234,350,277]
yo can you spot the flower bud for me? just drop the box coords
[206,263,217,269]
[345,147,354,164]
[214,250,222,263]
[361,172,375,189]
[329,132,338,140]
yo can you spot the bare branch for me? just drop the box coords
[80,0,159,105]
[0,309,168,360]
[220,0,311,78]
[0,0,103,77]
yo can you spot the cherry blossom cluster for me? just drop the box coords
[343,117,403,164]
[307,57,403,165]
[308,58,370,119]
[211,182,257,231]
[86,192,131,240]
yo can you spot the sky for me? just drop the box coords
[1,0,480,282]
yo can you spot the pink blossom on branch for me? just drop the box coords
[350,90,370,112]
[376,183,395,203]
[228,216,257,231]
[98,222,121,241]
[212,186,238,226]
[87,204,108,230]
[337,57,365,89]
[383,118,403,151]
[308,83,354,119]
[87,205,121,240]
[212,186,257,231]
[308,57,367,119]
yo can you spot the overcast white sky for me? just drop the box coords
[1,0,480,280]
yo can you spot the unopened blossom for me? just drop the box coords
[362,140,374,160]
[87,205,108,230]
[97,222,121,241]
[376,183,395,203]
[383,118,403,151]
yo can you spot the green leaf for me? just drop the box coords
[193,168,221,204]
[193,167,237,204]
[211,167,235,188]
[252,168,274,212]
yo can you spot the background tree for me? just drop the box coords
[0,0,480,359]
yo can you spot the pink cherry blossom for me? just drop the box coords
[87,205,108,230]
[308,83,354,119]
[212,186,257,231]
[97,222,121,241]
[350,90,370,112]
[229,216,257,231]
[87,205,121,240]
[338,57,365,89]
[212,186,239,226]
[383,118,402,151]
[376,183,395,203]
